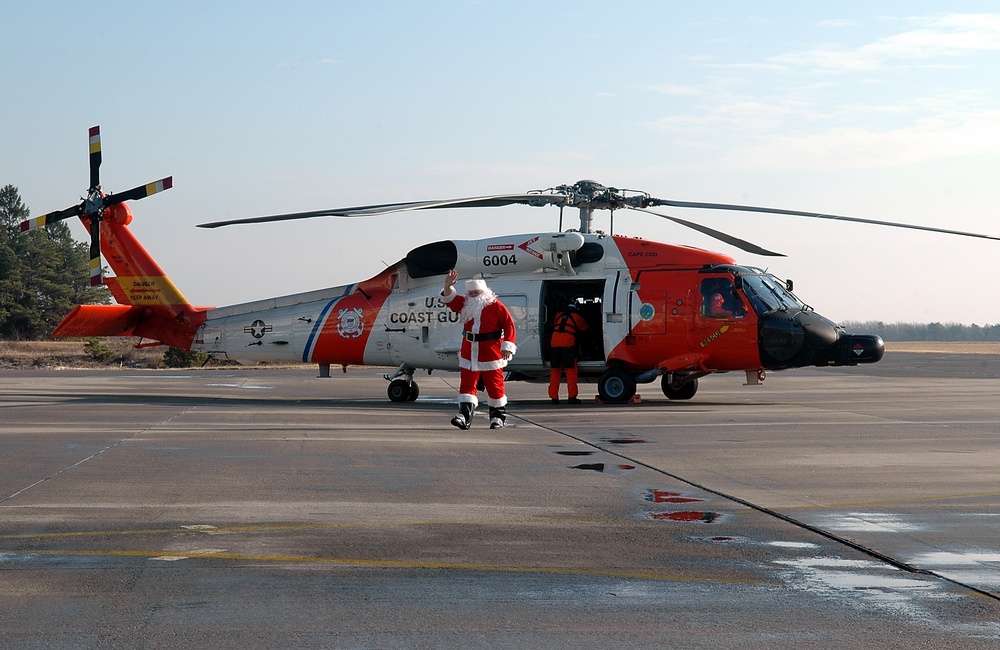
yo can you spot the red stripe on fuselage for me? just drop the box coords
[307,267,396,365]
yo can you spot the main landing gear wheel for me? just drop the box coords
[597,368,636,404]
[387,379,419,402]
[661,376,698,400]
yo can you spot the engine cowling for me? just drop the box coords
[404,232,586,279]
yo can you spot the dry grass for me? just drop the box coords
[884,341,1000,354]
[0,339,167,369]
[0,339,313,370]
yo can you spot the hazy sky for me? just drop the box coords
[5,2,1000,325]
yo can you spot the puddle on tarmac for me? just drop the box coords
[571,463,636,474]
[691,535,749,544]
[909,551,1000,589]
[645,489,703,504]
[649,511,721,523]
[913,551,1000,565]
[769,541,821,550]
[819,512,924,533]
[774,555,944,624]
[776,557,939,592]
[556,451,595,456]
[601,437,648,445]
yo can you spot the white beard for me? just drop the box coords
[460,291,496,324]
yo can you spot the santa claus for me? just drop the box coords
[441,269,517,429]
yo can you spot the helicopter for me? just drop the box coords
[22,127,1000,403]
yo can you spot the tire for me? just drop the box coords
[406,382,420,401]
[387,379,412,403]
[598,368,636,403]
[661,376,698,400]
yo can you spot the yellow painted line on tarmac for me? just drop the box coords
[0,518,604,541]
[1,520,766,585]
[7,548,762,585]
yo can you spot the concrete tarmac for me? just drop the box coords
[2,353,1000,648]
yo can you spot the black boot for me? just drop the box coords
[451,402,474,430]
[488,406,506,429]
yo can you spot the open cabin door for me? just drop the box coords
[539,279,606,369]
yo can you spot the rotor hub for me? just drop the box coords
[83,187,105,217]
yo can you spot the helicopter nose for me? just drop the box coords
[758,310,883,369]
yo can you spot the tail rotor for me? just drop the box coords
[20,125,173,286]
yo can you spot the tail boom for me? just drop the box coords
[52,304,208,349]
[52,202,210,348]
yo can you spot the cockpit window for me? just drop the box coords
[700,277,746,319]
[740,273,804,315]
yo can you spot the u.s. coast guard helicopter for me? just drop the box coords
[22,127,1000,403]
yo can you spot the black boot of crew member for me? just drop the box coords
[451,402,475,430]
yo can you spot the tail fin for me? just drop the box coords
[52,203,209,348]
[95,203,190,307]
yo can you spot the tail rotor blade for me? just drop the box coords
[89,126,102,190]
[19,204,81,232]
[106,177,173,205]
[88,217,103,286]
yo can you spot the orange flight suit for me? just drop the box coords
[548,309,588,401]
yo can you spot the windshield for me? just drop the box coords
[740,272,805,315]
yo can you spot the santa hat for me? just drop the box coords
[466,278,488,293]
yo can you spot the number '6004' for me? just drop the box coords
[482,254,517,267]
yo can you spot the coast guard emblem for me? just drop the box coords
[337,307,365,338]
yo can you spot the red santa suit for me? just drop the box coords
[442,284,517,409]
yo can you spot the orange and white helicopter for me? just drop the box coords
[22,127,1000,403]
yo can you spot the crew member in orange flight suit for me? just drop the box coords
[441,269,517,430]
[708,292,733,318]
[548,302,588,404]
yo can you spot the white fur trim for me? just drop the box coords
[465,278,488,292]
[459,357,507,371]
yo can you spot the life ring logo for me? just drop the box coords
[337,307,365,338]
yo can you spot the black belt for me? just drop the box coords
[465,330,502,342]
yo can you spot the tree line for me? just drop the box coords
[840,321,1000,342]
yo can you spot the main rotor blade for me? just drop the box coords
[634,208,784,257]
[19,204,81,232]
[197,193,566,228]
[88,126,102,190]
[648,198,1000,242]
[105,177,173,205]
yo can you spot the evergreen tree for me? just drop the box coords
[0,184,109,339]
